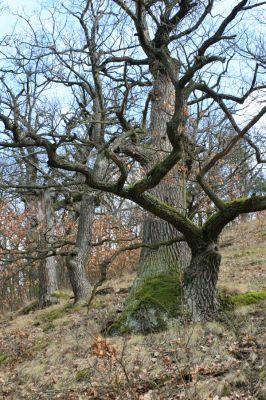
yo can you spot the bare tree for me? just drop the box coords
[0,0,266,329]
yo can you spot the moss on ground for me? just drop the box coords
[39,308,67,322]
[17,301,39,315]
[107,274,182,335]
[259,371,266,380]
[0,353,11,365]
[52,291,71,300]
[38,303,82,323]
[230,291,266,305]
[76,368,92,382]
[220,290,266,310]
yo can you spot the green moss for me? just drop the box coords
[230,291,266,306]
[63,303,82,313]
[76,368,91,382]
[107,274,182,335]
[17,301,39,315]
[259,371,266,380]
[39,308,66,322]
[0,353,11,365]
[220,290,266,310]
[224,197,249,206]
[52,291,71,300]
[134,274,182,315]
[38,302,83,323]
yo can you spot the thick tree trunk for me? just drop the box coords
[37,189,59,308]
[183,243,221,321]
[133,71,190,286]
[109,71,190,334]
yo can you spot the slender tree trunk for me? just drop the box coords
[183,242,221,321]
[66,152,108,304]
[65,38,107,303]
[37,189,59,308]
[66,192,94,303]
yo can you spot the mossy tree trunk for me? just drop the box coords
[114,69,190,333]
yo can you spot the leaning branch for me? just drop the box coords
[203,195,266,240]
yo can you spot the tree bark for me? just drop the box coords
[183,242,221,321]
[66,192,94,303]
[37,189,59,308]
[109,71,190,334]
[134,71,190,287]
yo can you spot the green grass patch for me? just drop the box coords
[33,338,47,352]
[39,308,67,322]
[76,368,91,382]
[233,250,256,258]
[0,353,11,365]
[91,299,106,309]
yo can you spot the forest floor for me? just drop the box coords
[0,215,266,400]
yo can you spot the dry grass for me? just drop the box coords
[0,216,265,399]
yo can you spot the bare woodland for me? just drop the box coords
[0,0,265,332]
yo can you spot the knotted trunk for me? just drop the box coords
[183,243,221,321]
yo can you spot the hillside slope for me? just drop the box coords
[0,216,266,400]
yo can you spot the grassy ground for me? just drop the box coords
[0,216,265,399]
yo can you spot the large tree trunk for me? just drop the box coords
[135,70,190,283]
[108,71,190,334]
[37,189,59,308]
[183,242,221,321]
